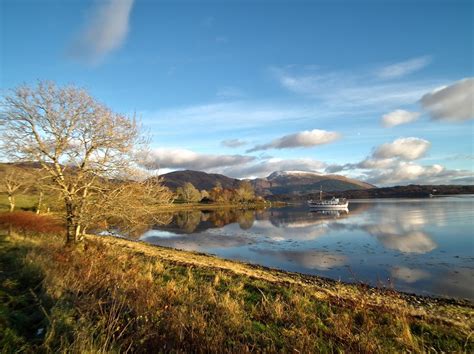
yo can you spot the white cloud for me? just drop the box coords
[69,0,134,65]
[141,147,327,179]
[375,56,432,79]
[324,137,472,186]
[420,78,474,122]
[381,109,421,127]
[144,148,255,171]
[373,137,431,160]
[247,129,340,153]
[219,158,326,178]
[365,161,473,185]
[221,139,248,148]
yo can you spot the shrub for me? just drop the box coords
[0,211,64,236]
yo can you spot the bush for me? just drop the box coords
[0,211,64,236]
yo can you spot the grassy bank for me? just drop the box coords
[0,194,282,214]
[1,231,473,353]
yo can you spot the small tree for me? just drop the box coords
[0,166,32,212]
[176,182,201,203]
[234,180,255,203]
[0,81,154,243]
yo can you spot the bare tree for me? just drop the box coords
[0,166,32,212]
[80,177,174,236]
[0,81,153,242]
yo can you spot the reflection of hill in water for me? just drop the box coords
[153,209,256,234]
[149,201,445,254]
[151,203,373,234]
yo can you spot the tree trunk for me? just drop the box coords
[8,194,15,212]
[36,190,44,214]
[65,197,84,244]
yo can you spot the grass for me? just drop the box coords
[0,195,39,212]
[0,192,280,215]
[0,228,473,352]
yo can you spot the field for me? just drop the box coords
[0,213,472,352]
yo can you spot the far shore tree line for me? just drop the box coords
[0,81,263,243]
[175,181,262,204]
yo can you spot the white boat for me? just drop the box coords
[307,187,349,210]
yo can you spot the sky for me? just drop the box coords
[1,0,473,186]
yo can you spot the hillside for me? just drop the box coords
[252,171,375,196]
[160,170,375,195]
[160,170,241,191]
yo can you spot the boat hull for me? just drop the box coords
[307,201,349,210]
[308,205,349,210]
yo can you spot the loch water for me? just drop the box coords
[140,196,474,300]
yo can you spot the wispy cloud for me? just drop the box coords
[221,139,248,148]
[381,110,421,127]
[247,129,340,153]
[420,78,474,122]
[69,0,134,65]
[142,102,340,135]
[375,56,432,79]
[272,65,441,110]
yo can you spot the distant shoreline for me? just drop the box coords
[266,185,474,202]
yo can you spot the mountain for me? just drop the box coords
[160,169,375,195]
[160,170,241,191]
[251,170,375,196]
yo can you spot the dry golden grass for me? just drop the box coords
[1,231,473,353]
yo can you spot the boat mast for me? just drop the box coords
[320,185,322,202]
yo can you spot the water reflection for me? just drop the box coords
[252,249,347,270]
[366,228,436,254]
[139,197,474,300]
[390,267,431,284]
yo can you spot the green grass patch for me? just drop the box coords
[0,195,38,212]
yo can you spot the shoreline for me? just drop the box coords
[94,234,473,321]
[2,231,473,351]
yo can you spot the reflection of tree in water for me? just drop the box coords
[157,209,257,233]
[123,212,173,239]
[208,209,239,227]
[237,210,255,230]
[175,211,202,233]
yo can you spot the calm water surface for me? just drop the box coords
[140,197,474,300]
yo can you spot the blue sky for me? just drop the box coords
[1,0,473,185]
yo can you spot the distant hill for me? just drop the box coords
[160,170,241,191]
[160,170,374,195]
[251,171,375,196]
